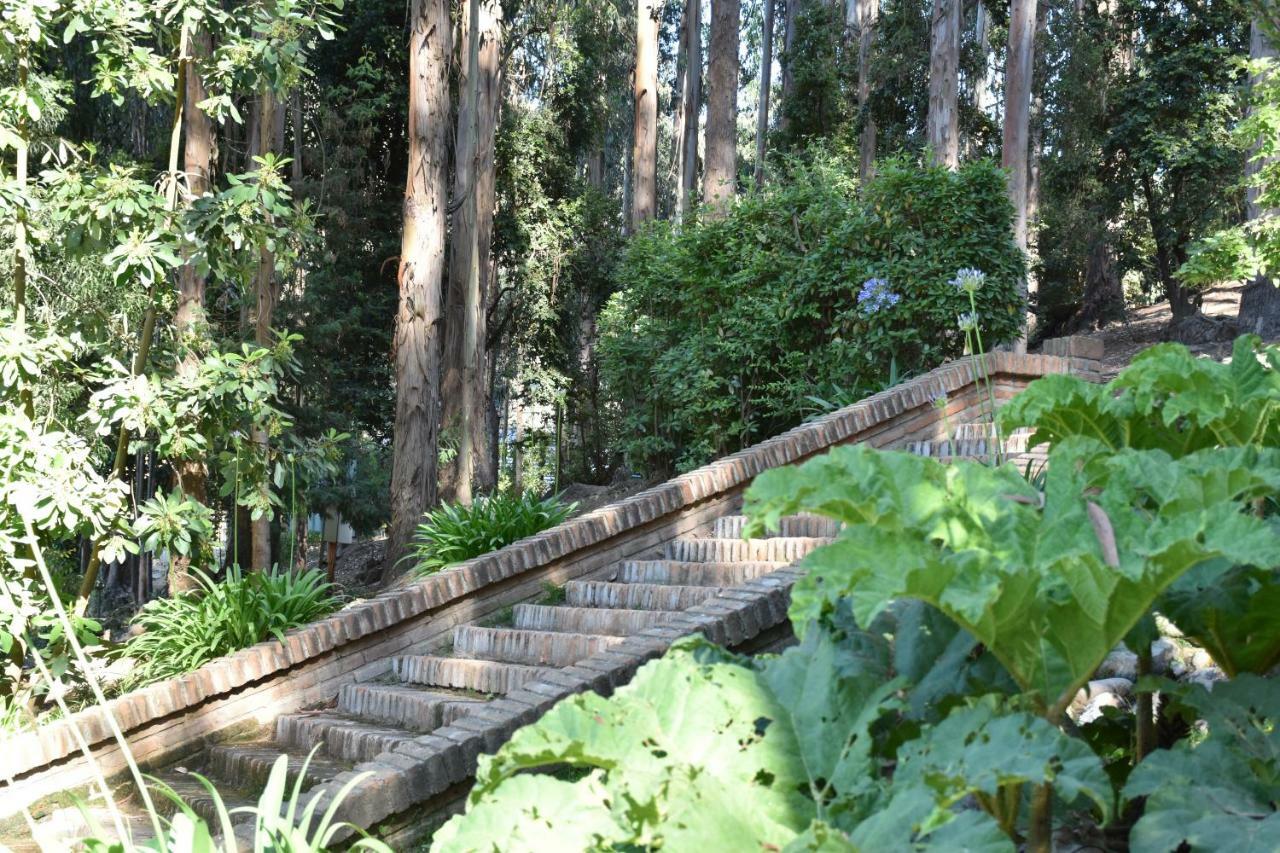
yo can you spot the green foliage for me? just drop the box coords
[120,566,337,688]
[1001,335,1280,677]
[404,493,576,575]
[1123,676,1280,853]
[80,748,391,852]
[433,634,1108,852]
[599,152,1025,474]
[744,440,1280,719]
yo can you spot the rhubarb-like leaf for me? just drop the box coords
[1125,676,1280,853]
[743,442,1280,719]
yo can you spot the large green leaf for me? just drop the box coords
[894,698,1112,821]
[1125,676,1280,853]
[744,442,1280,719]
[1159,560,1280,677]
[1000,335,1280,455]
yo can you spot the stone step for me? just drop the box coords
[274,712,414,764]
[564,580,716,611]
[616,560,781,587]
[664,536,833,564]
[711,514,840,539]
[391,655,552,694]
[336,683,484,732]
[147,769,257,826]
[452,625,623,667]
[205,743,350,793]
[512,604,667,635]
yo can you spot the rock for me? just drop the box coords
[1097,648,1138,681]
[1191,649,1215,670]
[1151,638,1177,675]
[1068,677,1134,721]
[1184,667,1226,691]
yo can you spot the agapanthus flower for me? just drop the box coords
[950,268,987,293]
[957,311,979,332]
[857,277,901,314]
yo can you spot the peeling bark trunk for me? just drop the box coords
[705,0,741,214]
[755,0,774,189]
[1003,0,1037,350]
[387,0,451,577]
[442,0,501,504]
[781,0,798,134]
[927,0,961,168]
[632,0,659,229]
[677,0,702,217]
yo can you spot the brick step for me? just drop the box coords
[664,536,833,563]
[274,712,414,764]
[511,604,667,635]
[711,514,840,539]
[452,625,623,667]
[336,683,484,732]
[205,743,350,793]
[391,656,551,694]
[616,560,781,587]
[564,580,715,611]
[147,770,257,826]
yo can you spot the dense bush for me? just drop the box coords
[404,493,577,575]
[121,567,338,688]
[598,152,1025,474]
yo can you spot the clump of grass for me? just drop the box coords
[403,493,576,576]
[120,566,338,688]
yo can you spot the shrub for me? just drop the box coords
[121,566,338,688]
[598,151,1025,475]
[404,493,577,575]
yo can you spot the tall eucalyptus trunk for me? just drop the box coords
[927,0,961,168]
[705,0,741,214]
[632,0,659,229]
[387,0,452,577]
[676,0,702,218]
[1003,0,1038,351]
[853,0,879,182]
[755,0,775,189]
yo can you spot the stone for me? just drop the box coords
[1097,648,1138,681]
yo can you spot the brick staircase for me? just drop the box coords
[142,515,839,833]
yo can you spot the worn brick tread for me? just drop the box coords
[664,536,834,563]
[564,580,716,610]
[336,683,484,732]
[391,656,551,694]
[452,625,624,667]
[511,604,668,635]
[274,712,416,764]
[711,514,840,539]
[615,560,783,586]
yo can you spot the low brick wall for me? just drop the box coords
[0,338,1102,822]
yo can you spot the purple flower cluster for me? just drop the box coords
[857,277,900,314]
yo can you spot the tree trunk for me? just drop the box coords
[973,0,992,112]
[854,0,879,183]
[705,0,741,214]
[1003,0,1037,350]
[1240,19,1280,337]
[781,0,799,134]
[755,0,775,189]
[248,89,284,572]
[387,0,452,578]
[927,0,960,168]
[632,0,659,229]
[677,0,702,217]
[442,0,501,505]
[172,28,215,592]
